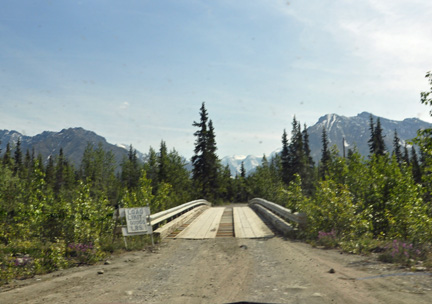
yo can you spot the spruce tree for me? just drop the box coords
[206,119,219,196]
[280,129,290,185]
[144,147,158,190]
[121,145,141,190]
[158,141,169,183]
[393,130,402,165]
[2,143,12,168]
[191,102,219,200]
[287,117,304,182]
[320,128,331,179]
[302,124,314,168]
[240,161,246,179]
[13,138,23,175]
[368,116,386,157]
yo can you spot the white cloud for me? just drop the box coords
[119,101,130,110]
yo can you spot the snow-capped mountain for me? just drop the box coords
[221,154,263,176]
[222,112,432,176]
[306,112,432,162]
[1,112,430,175]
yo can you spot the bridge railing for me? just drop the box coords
[249,198,306,235]
[150,199,211,227]
[113,199,211,241]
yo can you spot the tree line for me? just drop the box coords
[1,73,432,283]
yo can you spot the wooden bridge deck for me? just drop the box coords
[233,206,273,238]
[174,206,273,239]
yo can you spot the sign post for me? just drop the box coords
[115,206,154,248]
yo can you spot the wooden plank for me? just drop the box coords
[233,207,273,238]
[176,207,225,239]
[154,205,209,239]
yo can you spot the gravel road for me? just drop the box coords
[1,237,431,304]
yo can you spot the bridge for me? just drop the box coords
[146,198,306,240]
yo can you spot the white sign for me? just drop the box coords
[122,207,152,236]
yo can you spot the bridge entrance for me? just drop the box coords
[170,206,273,239]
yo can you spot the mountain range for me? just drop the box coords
[1,112,431,176]
[221,112,431,175]
[0,128,131,169]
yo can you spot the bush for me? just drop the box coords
[316,230,338,248]
[378,240,423,266]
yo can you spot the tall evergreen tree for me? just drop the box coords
[302,124,314,168]
[191,102,219,200]
[240,161,246,179]
[206,119,219,196]
[158,140,169,183]
[393,130,402,165]
[280,129,290,185]
[320,128,331,179]
[143,147,158,190]
[2,143,13,168]
[13,138,23,175]
[368,116,386,157]
[287,117,304,182]
[121,145,141,190]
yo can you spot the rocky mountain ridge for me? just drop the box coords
[1,112,431,175]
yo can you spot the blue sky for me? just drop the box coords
[1,0,431,158]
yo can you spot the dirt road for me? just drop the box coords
[1,237,431,304]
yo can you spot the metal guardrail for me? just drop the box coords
[249,198,306,235]
[150,199,211,226]
[249,198,306,225]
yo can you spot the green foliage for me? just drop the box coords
[298,179,366,240]
[275,174,308,213]
[378,240,423,266]
[2,74,432,283]
[191,103,221,200]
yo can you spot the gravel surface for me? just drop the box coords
[1,237,432,303]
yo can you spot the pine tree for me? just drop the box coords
[240,161,246,179]
[191,102,219,200]
[368,116,386,157]
[320,128,331,179]
[191,103,209,192]
[302,124,314,168]
[206,119,219,196]
[13,138,23,175]
[158,140,169,183]
[2,143,12,168]
[280,129,290,185]
[287,117,304,182]
[393,130,402,165]
[121,145,141,190]
[143,147,158,190]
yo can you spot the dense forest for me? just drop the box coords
[1,72,432,284]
